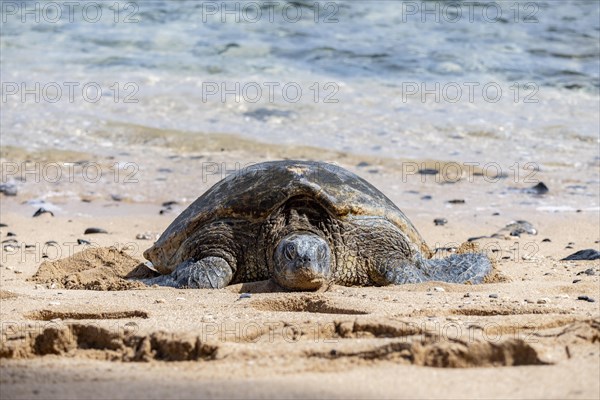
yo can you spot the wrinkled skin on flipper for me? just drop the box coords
[142,257,233,289]
[370,252,492,285]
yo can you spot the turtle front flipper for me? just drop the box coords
[142,257,233,289]
[371,253,492,285]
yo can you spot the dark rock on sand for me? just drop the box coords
[84,228,108,235]
[562,249,600,261]
[528,182,549,195]
[418,168,438,175]
[576,268,596,276]
[433,218,447,226]
[6,232,16,237]
[467,236,488,242]
[577,295,596,303]
[447,199,465,204]
[0,182,17,196]
[77,239,91,245]
[542,238,551,242]
[503,220,537,237]
[33,208,54,218]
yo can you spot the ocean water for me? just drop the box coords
[1,0,599,169]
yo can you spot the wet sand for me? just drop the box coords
[1,141,599,399]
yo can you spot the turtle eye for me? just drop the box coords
[285,243,296,260]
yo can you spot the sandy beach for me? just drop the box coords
[1,140,599,400]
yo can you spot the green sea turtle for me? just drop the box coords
[143,160,491,290]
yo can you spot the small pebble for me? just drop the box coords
[13,270,22,274]
[155,299,166,304]
[136,233,153,240]
[382,295,391,300]
[176,297,186,301]
[433,218,447,226]
[537,298,551,304]
[542,238,551,242]
[239,293,252,299]
[577,268,596,276]
[463,293,470,298]
[529,182,549,195]
[33,208,54,218]
[572,279,582,284]
[524,299,535,304]
[420,195,432,200]
[6,232,16,237]
[48,301,60,306]
[431,287,445,292]
[77,239,91,245]
[84,227,108,234]
[577,295,596,303]
[489,293,498,299]
[0,183,18,196]
[447,199,465,204]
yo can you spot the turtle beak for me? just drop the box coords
[294,256,321,274]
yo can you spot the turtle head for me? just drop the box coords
[273,232,331,290]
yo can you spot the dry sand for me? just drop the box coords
[1,144,599,399]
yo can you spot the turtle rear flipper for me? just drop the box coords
[423,253,492,284]
[371,253,492,285]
